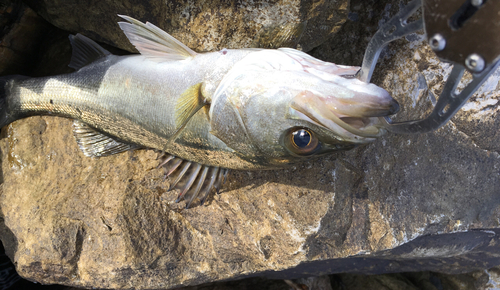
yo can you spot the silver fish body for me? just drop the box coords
[4,49,262,169]
[0,15,399,206]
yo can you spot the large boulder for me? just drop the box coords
[22,0,349,52]
[1,0,500,289]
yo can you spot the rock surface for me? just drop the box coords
[22,0,349,52]
[0,1,52,75]
[1,0,500,289]
[183,268,500,290]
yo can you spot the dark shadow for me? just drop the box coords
[260,229,500,279]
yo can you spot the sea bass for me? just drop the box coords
[0,15,398,207]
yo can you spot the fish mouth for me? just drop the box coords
[278,48,399,141]
[290,85,399,142]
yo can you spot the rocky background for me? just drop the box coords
[0,0,500,289]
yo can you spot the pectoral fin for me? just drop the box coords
[169,83,208,143]
[175,83,206,128]
[73,120,140,157]
[118,15,197,61]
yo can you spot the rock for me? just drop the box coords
[1,0,500,289]
[22,0,349,52]
[293,276,333,290]
[177,267,500,289]
[330,270,492,290]
[1,116,343,289]
[183,277,291,290]
[0,1,52,75]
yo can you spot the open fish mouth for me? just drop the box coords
[276,47,399,142]
[290,82,399,142]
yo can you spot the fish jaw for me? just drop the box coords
[275,48,399,142]
[289,78,399,143]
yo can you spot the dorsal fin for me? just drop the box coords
[68,34,111,70]
[72,120,140,157]
[117,15,197,61]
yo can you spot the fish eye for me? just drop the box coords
[293,129,312,147]
[284,128,320,156]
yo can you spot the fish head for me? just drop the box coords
[209,49,399,168]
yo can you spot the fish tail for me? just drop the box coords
[0,75,27,128]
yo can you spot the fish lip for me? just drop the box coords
[388,98,400,115]
[345,97,399,117]
[289,103,384,141]
[289,89,398,141]
[278,49,400,139]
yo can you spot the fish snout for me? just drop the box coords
[350,92,399,118]
[290,85,398,141]
[331,82,399,118]
[388,98,400,115]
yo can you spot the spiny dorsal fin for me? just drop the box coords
[251,21,307,49]
[73,120,140,157]
[68,34,111,70]
[117,15,197,61]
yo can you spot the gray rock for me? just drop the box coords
[1,0,500,289]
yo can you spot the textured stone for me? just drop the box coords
[0,1,52,75]
[175,267,500,289]
[1,0,500,289]
[22,0,349,52]
[329,271,489,290]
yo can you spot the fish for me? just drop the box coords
[0,15,399,208]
